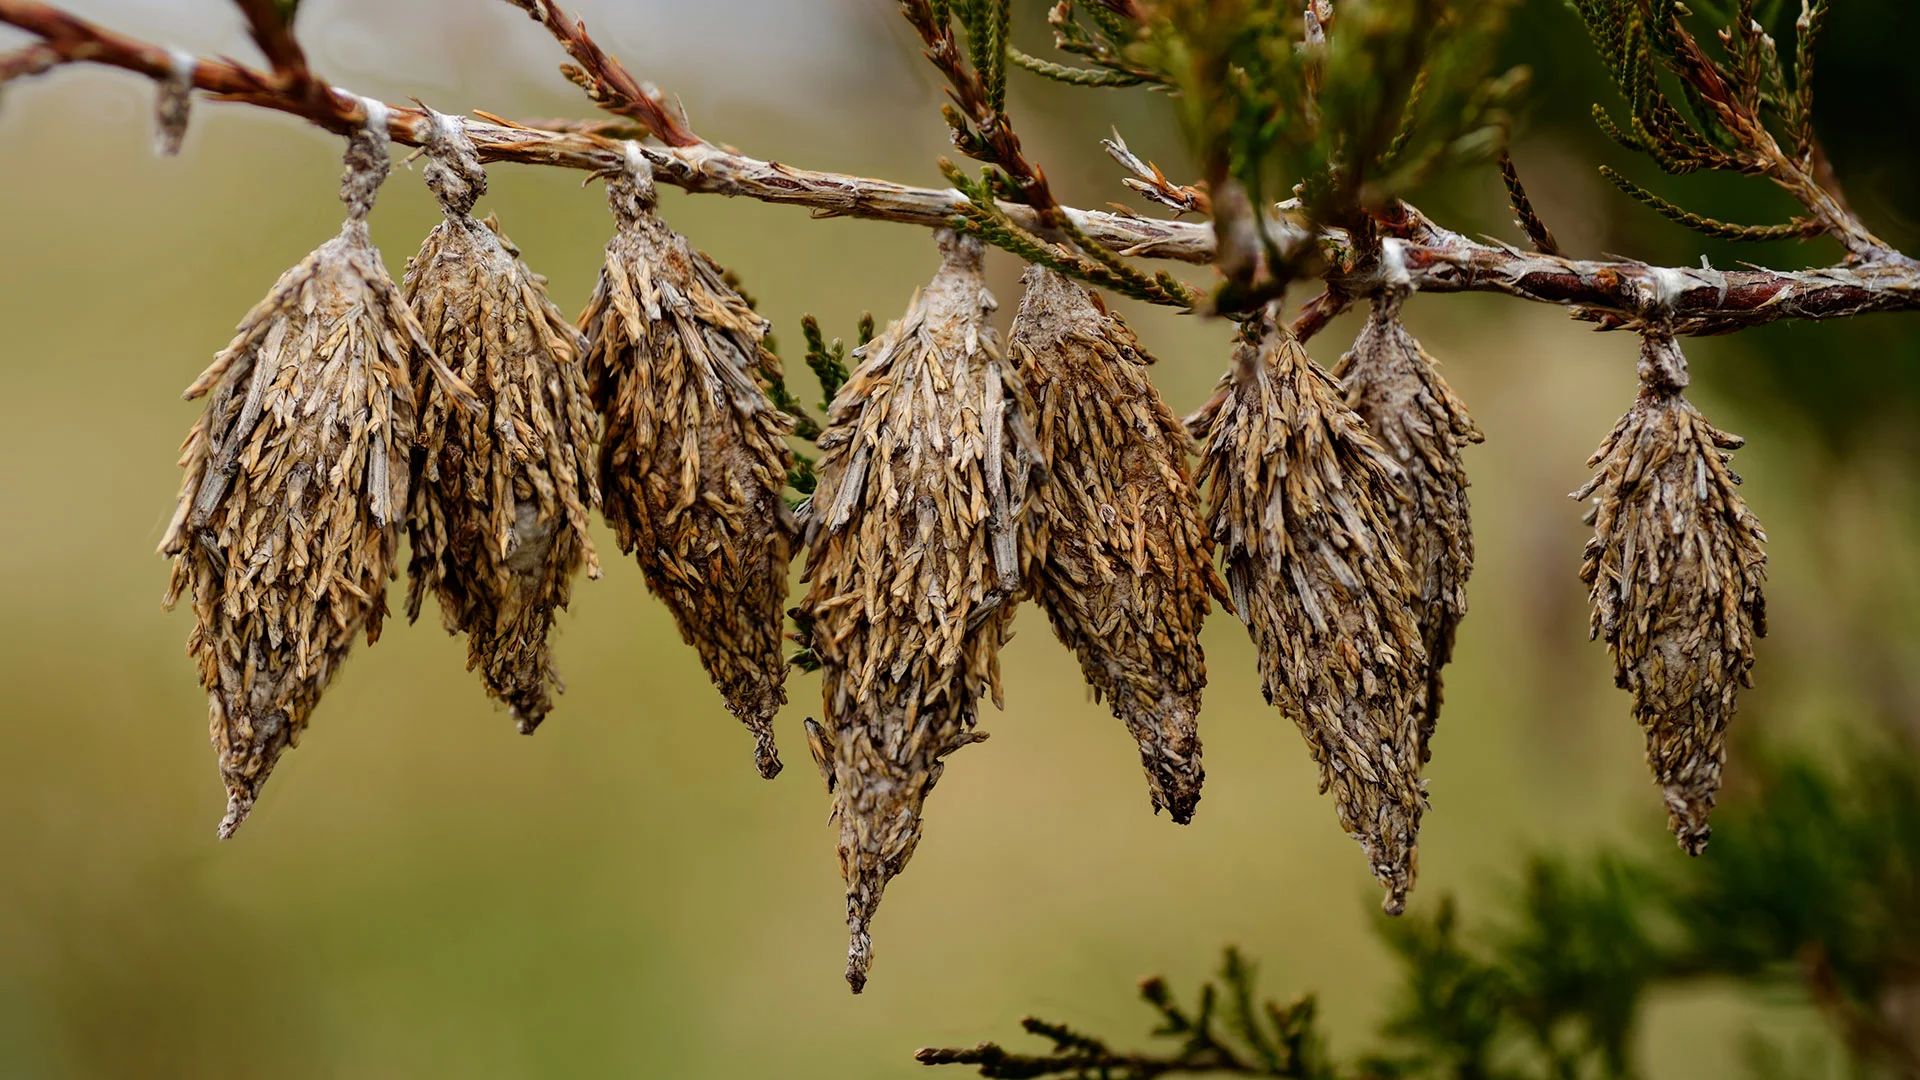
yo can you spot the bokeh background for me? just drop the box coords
[2,1,1918,1076]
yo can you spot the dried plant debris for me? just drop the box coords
[1334,292,1483,763]
[800,230,1043,992]
[160,108,470,837]
[581,147,797,778]
[152,48,193,157]
[1008,265,1222,825]
[403,115,600,734]
[1576,330,1767,855]
[1191,315,1427,915]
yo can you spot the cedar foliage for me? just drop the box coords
[922,744,1920,1079]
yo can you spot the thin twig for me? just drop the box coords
[1289,289,1352,344]
[230,0,308,86]
[1105,129,1210,216]
[0,39,61,82]
[898,0,1060,219]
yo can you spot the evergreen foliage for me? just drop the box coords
[924,745,1920,1078]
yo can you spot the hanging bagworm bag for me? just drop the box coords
[161,102,474,836]
[580,145,799,777]
[1009,265,1222,824]
[800,230,1043,992]
[402,111,600,733]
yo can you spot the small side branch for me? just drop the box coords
[0,39,60,81]
[230,0,308,86]
[1498,151,1562,256]
[500,0,700,146]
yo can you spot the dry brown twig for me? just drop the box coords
[1104,130,1211,217]
[498,0,699,146]
[0,1,1914,335]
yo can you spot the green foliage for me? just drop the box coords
[917,949,1339,1079]
[787,450,817,501]
[1662,751,1920,1031]
[1124,0,1520,222]
[1571,0,1842,239]
[924,744,1920,1079]
[800,313,856,413]
[963,0,1011,117]
[1574,0,1783,169]
[1010,2,1166,89]
[1007,46,1147,88]
[1599,165,1820,241]
[1370,858,1662,1080]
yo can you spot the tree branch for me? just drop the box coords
[3,0,1916,340]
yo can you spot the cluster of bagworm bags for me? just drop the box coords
[162,120,1767,991]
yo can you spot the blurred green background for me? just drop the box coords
[1,1,1917,1076]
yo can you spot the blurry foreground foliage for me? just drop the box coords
[922,742,1920,1079]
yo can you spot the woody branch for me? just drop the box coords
[1,0,1916,337]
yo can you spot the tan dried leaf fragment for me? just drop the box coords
[1334,293,1483,763]
[152,49,193,157]
[1008,266,1222,824]
[580,148,797,777]
[800,230,1043,993]
[1191,315,1427,914]
[160,110,468,837]
[403,115,600,733]
[1576,330,1767,855]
